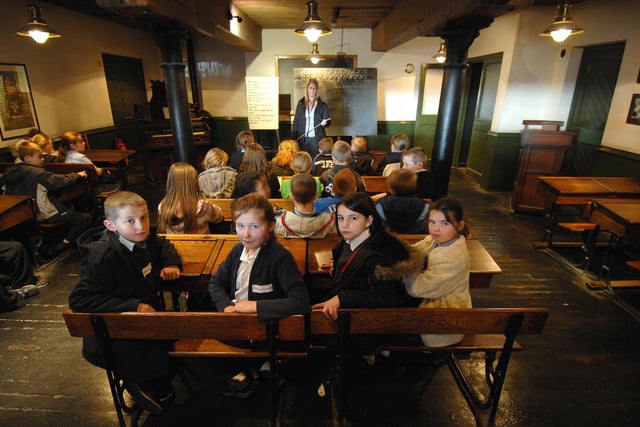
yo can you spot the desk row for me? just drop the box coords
[158,234,502,291]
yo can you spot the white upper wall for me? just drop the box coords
[469,0,639,152]
[1,0,163,145]
[238,29,441,122]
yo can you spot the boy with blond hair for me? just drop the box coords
[350,136,374,176]
[0,141,91,260]
[402,147,434,198]
[377,133,410,175]
[69,191,182,414]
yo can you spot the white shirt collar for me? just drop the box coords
[240,245,261,261]
[117,233,137,252]
[346,228,371,251]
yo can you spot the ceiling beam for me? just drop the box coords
[371,0,529,51]
[96,0,262,51]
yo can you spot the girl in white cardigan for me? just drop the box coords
[404,197,471,347]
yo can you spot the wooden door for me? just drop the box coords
[102,53,147,156]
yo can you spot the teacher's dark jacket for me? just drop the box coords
[293,96,330,141]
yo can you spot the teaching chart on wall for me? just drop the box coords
[245,76,279,130]
[293,68,377,137]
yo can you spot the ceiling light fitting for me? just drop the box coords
[295,1,332,43]
[433,40,447,64]
[539,2,584,43]
[16,2,61,44]
[306,43,324,65]
[227,11,243,23]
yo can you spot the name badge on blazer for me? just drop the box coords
[252,283,274,294]
[142,263,152,278]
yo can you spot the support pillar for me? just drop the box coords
[153,27,195,166]
[431,16,493,200]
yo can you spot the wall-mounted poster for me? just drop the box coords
[245,76,279,130]
[627,93,640,126]
[0,63,39,140]
[293,67,377,137]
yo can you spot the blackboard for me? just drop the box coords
[292,68,377,137]
[277,55,357,98]
[277,56,377,137]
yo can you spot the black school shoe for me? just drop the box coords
[14,284,40,299]
[221,372,254,399]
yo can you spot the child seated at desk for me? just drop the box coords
[312,137,334,176]
[199,147,237,199]
[376,168,429,234]
[402,197,471,347]
[208,193,309,398]
[375,133,409,176]
[69,191,182,414]
[158,162,223,234]
[275,173,336,238]
[320,140,366,197]
[57,131,104,176]
[0,141,91,260]
[280,151,323,200]
[402,147,434,199]
[313,168,357,214]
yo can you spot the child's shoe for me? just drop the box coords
[125,383,163,414]
[221,371,253,399]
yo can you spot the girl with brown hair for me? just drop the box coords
[157,162,223,234]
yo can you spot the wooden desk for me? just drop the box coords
[84,149,136,188]
[157,234,502,309]
[205,198,295,222]
[306,235,502,289]
[537,177,640,205]
[587,199,640,290]
[0,195,34,232]
[536,177,640,245]
[158,234,307,293]
[361,175,388,194]
[591,199,640,240]
[0,195,37,266]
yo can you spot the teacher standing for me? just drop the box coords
[293,78,330,156]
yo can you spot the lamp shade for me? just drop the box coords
[306,43,324,64]
[432,41,447,64]
[295,1,331,43]
[17,4,61,44]
[540,3,583,43]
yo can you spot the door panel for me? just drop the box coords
[102,54,147,155]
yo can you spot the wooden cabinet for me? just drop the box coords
[510,120,574,214]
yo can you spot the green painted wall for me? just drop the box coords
[466,130,521,192]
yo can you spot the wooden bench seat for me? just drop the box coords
[557,222,597,232]
[310,307,549,427]
[626,260,640,272]
[63,310,306,427]
[63,307,548,427]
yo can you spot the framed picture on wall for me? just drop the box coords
[0,63,39,140]
[626,93,640,126]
